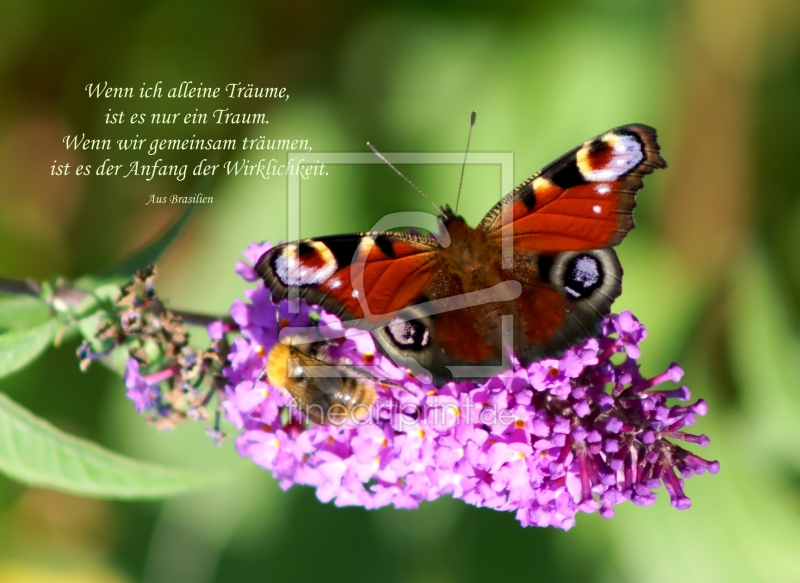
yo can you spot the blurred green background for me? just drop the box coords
[1,0,800,581]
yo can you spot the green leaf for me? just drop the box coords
[0,296,51,331]
[0,392,225,499]
[0,320,57,380]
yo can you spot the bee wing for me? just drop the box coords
[310,369,345,397]
[313,345,398,386]
[333,362,408,394]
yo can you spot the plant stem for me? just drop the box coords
[0,275,234,328]
[0,277,40,297]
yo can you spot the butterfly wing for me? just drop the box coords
[466,124,665,365]
[392,247,624,383]
[256,232,443,323]
[478,124,666,251]
[509,247,623,363]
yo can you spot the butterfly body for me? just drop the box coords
[258,124,666,385]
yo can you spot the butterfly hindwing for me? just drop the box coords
[512,248,622,363]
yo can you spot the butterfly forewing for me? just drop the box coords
[478,124,666,251]
[256,232,442,322]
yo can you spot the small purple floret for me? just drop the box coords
[124,358,160,413]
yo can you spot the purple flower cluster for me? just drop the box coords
[215,242,719,530]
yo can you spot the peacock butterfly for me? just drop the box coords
[256,124,666,385]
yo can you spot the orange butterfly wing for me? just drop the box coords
[462,124,665,367]
[256,233,442,323]
[479,124,666,251]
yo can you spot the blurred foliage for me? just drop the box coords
[0,0,799,582]
[0,391,225,500]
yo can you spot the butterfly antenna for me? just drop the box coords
[454,111,476,216]
[367,142,444,217]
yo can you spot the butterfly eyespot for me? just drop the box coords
[548,249,620,314]
[387,316,431,350]
[563,254,603,300]
[272,241,338,287]
[576,132,644,182]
